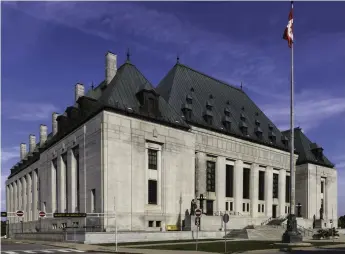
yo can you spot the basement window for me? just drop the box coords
[156,221,161,228]
[148,221,154,227]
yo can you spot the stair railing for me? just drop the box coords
[261,217,272,226]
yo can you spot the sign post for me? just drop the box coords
[223,213,229,254]
[195,208,202,251]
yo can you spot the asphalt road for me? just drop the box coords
[1,241,103,254]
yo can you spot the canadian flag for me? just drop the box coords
[283,2,294,48]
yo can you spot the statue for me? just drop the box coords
[319,205,324,220]
[190,199,197,215]
[297,203,302,217]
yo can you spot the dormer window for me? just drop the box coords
[255,126,263,139]
[240,121,248,136]
[282,136,289,147]
[310,143,324,161]
[240,113,246,121]
[204,110,213,125]
[255,119,260,126]
[206,101,213,111]
[186,94,193,104]
[136,88,160,117]
[269,131,276,143]
[268,124,274,131]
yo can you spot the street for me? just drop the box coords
[1,241,102,254]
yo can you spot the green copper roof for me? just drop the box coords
[156,62,290,152]
[282,128,334,168]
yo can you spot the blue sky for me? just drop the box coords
[1,1,345,216]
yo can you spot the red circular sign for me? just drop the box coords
[39,211,46,217]
[16,210,24,217]
[195,209,202,217]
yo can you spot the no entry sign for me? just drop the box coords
[195,208,202,217]
[39,211,46,218]
[16,210,24,217]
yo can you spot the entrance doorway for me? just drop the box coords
[206,200,214,215]
[272,205,277,218]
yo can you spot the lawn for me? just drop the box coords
[136,240,345,253]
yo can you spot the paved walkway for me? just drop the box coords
[4,239,345,254]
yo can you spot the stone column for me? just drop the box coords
[6,185,10,221]
[250,164,259,218]
[278,169,286,217]
[195,152,206,198]
[234,160,243,214]
[14,181,18,223]
[27,173,32,221]
[57,155,66,212]
[216,156,226,212]
[32,170,38,221]
[22,177,27,222]
[51,161,57,213]
[18,179,22,212]
[265,167,273,217]
[68,149,77,212]
[9,184,13,223]
[324,178,328,220]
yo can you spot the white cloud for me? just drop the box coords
[261,89,345,132]
[2,101,58,122]
[1,146,19,164]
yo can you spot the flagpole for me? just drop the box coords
[290,0,295,216]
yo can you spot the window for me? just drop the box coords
[285,175,290,203]
[242,203,245,212]
[148,98,155,113]
[156,221,161,228]
[52,159,58,212]
[148,149,158,170]
[225,165,234,197]
[247,203,249,212]
[183,109,192,120]
[225,202,229,211]
[285,206,287,214]
[206,161,216,192]
[321,181,324,193]
[262,204,265,213]
[205,115,213,125]
[241,126,248,136]
[223,121,231,130]
[148,221,154,227]
[91,189,96,212]
[273,173,279,199]
[230,202,233,211]
[258,204,261,212]
[243,168,250,199]
[258,171,265,200]
[148,180,157,204]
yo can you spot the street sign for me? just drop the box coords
[39,211,46,218]
[53,212,87,218]
[195,217,200,226]
[16,210,24,217]
[195,208,202,217]
[1,212,7,217]
[223,213,229,223]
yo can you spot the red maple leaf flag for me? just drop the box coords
[283,2,294,48]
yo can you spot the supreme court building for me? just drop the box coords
[5,51,338,234]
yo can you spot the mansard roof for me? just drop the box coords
[156,62,291,152]
[282,128,334,168]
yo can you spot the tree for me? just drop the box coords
[338,215,345,229]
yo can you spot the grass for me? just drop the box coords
[135,240,345,253]
[97,238,220,246]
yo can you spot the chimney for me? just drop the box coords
[52,112,58,135]
[20,143,27,160]
[29,134,36,153]
[40,124,48,145]
[105,51,117,85]
[75,83,85,102]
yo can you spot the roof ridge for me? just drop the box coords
[176,63,245,93]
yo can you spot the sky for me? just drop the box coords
[1,1,345,217]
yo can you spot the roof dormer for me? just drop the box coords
[136,88,161,117]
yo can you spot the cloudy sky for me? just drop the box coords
[1,1,345,216]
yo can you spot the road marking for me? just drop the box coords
[40,251,53,253]
[4,252,19,254]
[23,251,36,253]
[56,250,71,253]
[68,250,85,253]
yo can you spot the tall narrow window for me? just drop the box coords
[243,168,250,199]
[61,153,68,212]
[225,165,234,197]
[273,173,279,199]
[321,181,324,194]
[285,175,290,203]
[148,149,158,170]
[73,147,80,212]
[258,171,265,200]
[225,202,229,211]
[206,161,216,192]
[148,180,157,204]
[91,189,96,212]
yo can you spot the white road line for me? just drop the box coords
[66,250,85,253]
[4,252,18,254]
[23,251,37,253]
[40,251,53,253]
[56,250,71,253]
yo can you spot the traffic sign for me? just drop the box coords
[195,217,200,226]
[39,211,46,218]
[195,209,202,217]
[1,212,7,217]
[223,213,229,223]
[16,210,24,217]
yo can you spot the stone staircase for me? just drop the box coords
[224,229,249,239]
[247,225,286,240]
